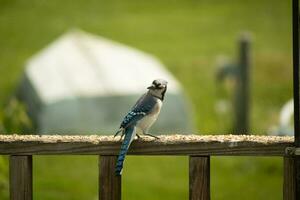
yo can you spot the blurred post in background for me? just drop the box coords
[216,33,251,134]
[234,33,251,134]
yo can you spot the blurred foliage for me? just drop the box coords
[0,97,32,198]
[2,97,32,134]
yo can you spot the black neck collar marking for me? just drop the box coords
[151,88,166,101]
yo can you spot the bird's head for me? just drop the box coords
[147,79,168,100]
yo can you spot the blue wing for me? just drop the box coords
[120,111,146,128]
[119,93,156,128]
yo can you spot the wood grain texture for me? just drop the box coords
[99,156,121,200]
[295,157,300,200]
[284,157,296,200]
[189,156,210,200]
[0,135,293,156]
[9,156,32,200]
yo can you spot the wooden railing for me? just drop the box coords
[0,134,296,200]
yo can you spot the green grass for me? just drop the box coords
[0,0,292,199]
[31,156,283,200]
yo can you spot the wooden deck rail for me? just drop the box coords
[0,134,296,200]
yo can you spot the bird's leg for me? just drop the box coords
[114,128,123,138]
[119,132,125,141]
[136,133,141,139]
[143,131,159,139]
[114,131,120,138]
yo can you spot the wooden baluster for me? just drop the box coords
[292,0,300,198]
[189,156,210,200]
[9,155,33,200]
[284,156,296,200]
[99,156,121,200]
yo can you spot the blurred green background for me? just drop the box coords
[0,0,292,199]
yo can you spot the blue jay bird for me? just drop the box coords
[114,79,168,176]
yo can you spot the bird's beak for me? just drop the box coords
[147,85,155,89]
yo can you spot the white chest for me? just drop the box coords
[137,99,162,132]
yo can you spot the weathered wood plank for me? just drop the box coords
[0,135,293,156]
[9,156,32,200]
[99,156,121,200]
[189,156,210,200]
[284,156,296,200]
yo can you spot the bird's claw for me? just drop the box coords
[144,133,159,139]
[118,134,125,141]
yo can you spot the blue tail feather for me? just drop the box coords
[115,126,135,176]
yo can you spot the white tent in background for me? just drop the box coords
[269,99,294,136]
[17,30,193,134]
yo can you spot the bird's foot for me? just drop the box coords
[114,128,123,138]
[144,133,159,139]
[118,133,125,141]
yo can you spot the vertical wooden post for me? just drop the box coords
[189,156,210,200]
[99,156,121,200]
[292,0,300,199]
[234,33,251,134]
[284,157,296,200]
[9,155,33,200]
